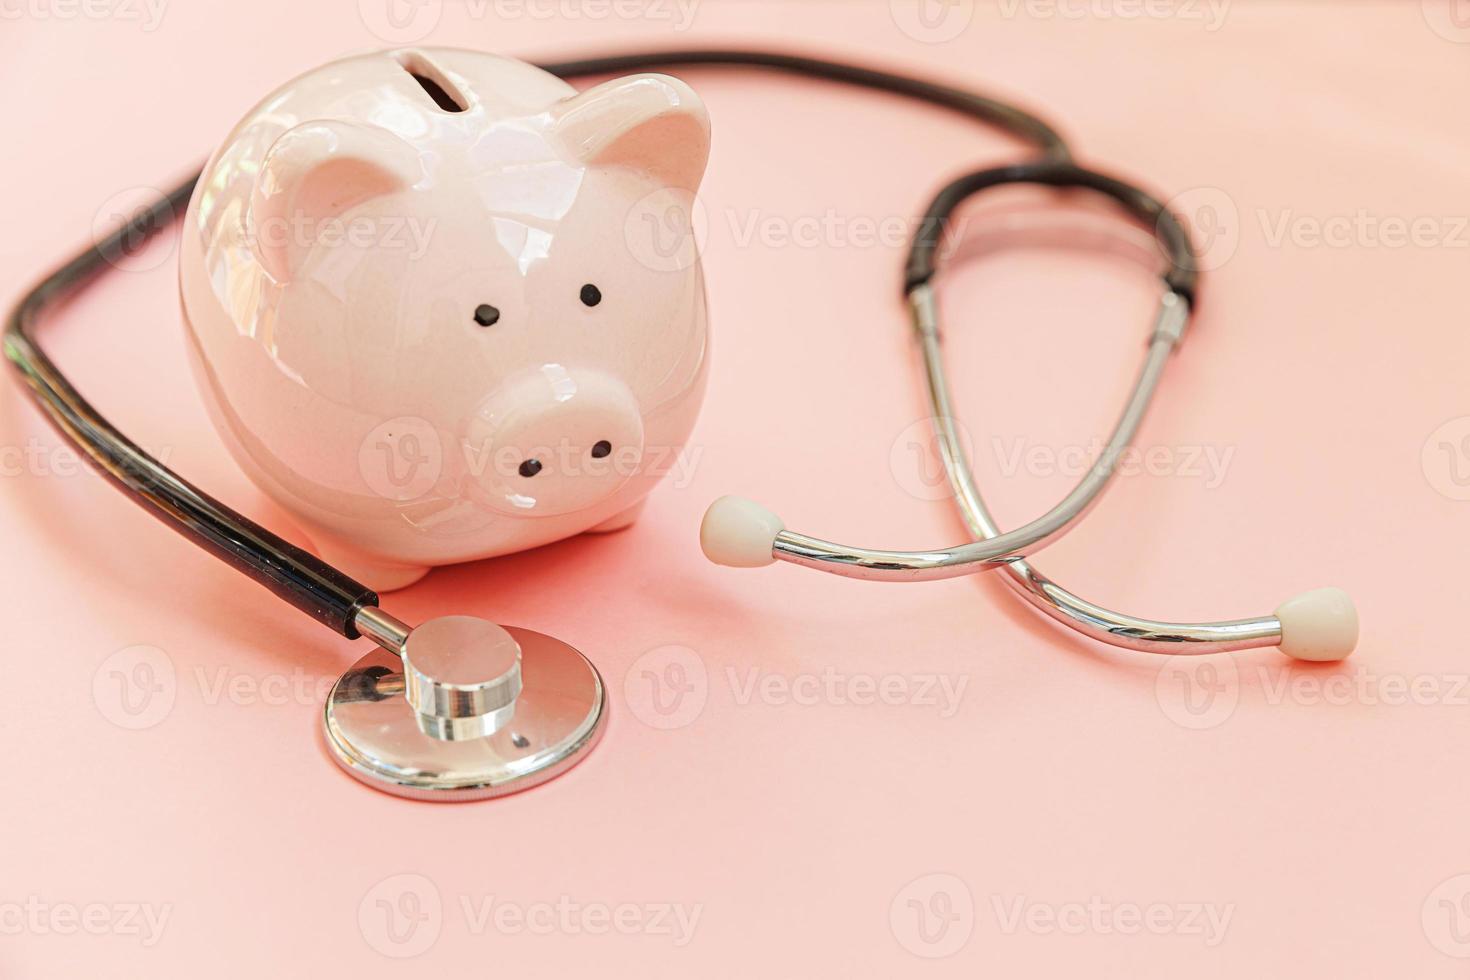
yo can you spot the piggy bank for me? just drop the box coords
[180,48,711,590]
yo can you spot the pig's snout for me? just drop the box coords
[468,366,644,516]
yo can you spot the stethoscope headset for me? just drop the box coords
[4,49,1358,801]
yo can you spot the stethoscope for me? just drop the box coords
[4,49,1357,802]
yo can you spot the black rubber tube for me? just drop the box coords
[906,158,1199,300]
[3,177,385,637]
[538,50,1074,288]
[539,49,1071,160]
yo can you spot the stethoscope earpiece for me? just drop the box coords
[1273,588,1359,663]
[700,495,785,568]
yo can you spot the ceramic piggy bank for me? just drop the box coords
[180,48,710,590]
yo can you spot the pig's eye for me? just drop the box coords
[473,304,501,327]
[579,284,602,308]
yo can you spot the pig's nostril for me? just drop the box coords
[518,459,543,478]
[591,440,612,459]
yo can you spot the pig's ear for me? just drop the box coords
[249,120,421,283]
[549,74,710,194]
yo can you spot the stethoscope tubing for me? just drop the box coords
[908,158,1197,300]
[3,174,386,638]
[768,160,1198,580]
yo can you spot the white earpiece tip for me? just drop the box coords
[1274,588,1358,662]
[700,496,784,568]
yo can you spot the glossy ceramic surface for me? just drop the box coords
[179,47,711,589]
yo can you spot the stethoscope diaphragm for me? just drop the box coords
[323,623,605,801]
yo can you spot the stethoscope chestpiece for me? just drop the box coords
[401,617,523,741]
[322,615,606,802]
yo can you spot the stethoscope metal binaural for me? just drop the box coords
[4,49,1357,803]
[700,162,1359,660]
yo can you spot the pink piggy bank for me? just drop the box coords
[180,48,711,590]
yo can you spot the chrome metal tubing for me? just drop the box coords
[920,286,1283,654]
[354,607,412,656]
[771,287,1175,582]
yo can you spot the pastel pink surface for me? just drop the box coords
[1,4,1467,978]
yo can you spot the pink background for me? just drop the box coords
[3,1,1469,975]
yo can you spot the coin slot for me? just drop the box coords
[398,51,468,113]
